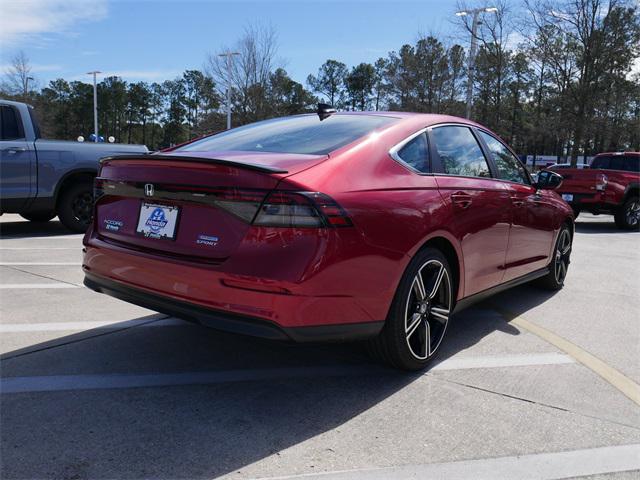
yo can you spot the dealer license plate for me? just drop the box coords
[136,203,180,239]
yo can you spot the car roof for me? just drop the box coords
[594,151,640,157]
[332,111,483,126]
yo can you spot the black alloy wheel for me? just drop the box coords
[369,248,453,371]
[615,197,640,231]
[58,182,94,233]
[537,224,572,290]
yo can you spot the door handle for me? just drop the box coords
[2,147,27,154]
[451,192,472,209]
[510,196,525,207]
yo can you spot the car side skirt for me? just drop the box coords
[83,273,384,343]
[453,267,550,313]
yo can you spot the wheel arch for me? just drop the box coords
[564,215,575,239]
[623,183,639,202]
[412,232,464,303]
[54,169,96,209]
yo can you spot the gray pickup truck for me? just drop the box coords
[0,99,148,232]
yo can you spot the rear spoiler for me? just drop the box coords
[99,154,289,174]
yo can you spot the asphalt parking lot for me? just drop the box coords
[0,213,639,479]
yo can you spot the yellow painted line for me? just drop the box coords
[494,307,640,406]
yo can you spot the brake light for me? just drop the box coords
[252,191,352,228]
[596,173,608,191]
[203,187,266,222]
[94,178,105,201]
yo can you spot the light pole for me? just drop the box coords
[456,7,498,119]
[218,51,240,130]
[87,71,101,142]
[24,76,34,99]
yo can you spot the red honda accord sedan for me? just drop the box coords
[83,110,573,370]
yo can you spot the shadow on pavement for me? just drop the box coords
[0,218,75,238]
[483,283,558,319]
[0,286,557,478]
[574,217,635,234]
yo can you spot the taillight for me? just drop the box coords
[252,191,352,228]
[596,173,608,191]
[206,188,265,222]
[94,178,105,201]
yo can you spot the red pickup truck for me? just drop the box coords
[548,152,639,230]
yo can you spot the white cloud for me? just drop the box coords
[0,0,108,45]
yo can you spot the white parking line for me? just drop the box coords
[0,354,574,394]
[430,352,573,370]
[0,318,185,332]
[495,306,640,407]
[0,284,80,289]
[0,236,82,241]
[0,262,80,266]
[0,247,78,250]
[257,444,640,480]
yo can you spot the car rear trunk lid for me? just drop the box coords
[93,151,327,261]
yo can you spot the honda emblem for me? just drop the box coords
[144,184,154,197]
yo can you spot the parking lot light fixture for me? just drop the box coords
[87,71,102,142]
[455,7,498,119]
[218,51,240,130]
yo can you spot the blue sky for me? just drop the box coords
[1,0,472,89]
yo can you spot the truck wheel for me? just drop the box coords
[20,212,56,223]
[57,182,94,233]
[614,197,640,231]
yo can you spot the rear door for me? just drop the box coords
[476,130,555,281]
[428,124,511,296]
[0,105,36,208]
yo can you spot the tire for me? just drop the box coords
[57,182,94,233]
[20,212,56,223]
[368,248,454,371]
[614,197,640,231]
[536,224,572,290]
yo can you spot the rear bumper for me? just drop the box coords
[561,191,619,212]
[84,272,383,342]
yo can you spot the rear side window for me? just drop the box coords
[178,114,397,155]
[610,155,639,172]
[591,156,610,169]
[592,155,639,172]
[432,126,491,178]
[478,131,529,184]
[0,106,23,141]
[395,133,430,173]
[623,156,639,172]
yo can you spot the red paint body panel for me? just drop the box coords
[84,113,573,336]
[550,152,639,213]
[502,185,563,281]
[433,176,511,296]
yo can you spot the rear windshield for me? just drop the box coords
[177,114,398,155]
[591,155,639,172]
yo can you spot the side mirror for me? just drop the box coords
[535,170,563,190]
